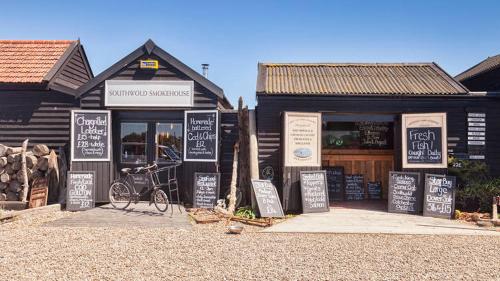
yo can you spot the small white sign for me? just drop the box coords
[468,132,485,136]
[468,141,486,145]
[468,122,486,127]
[468,113,486,118]
[469,127,486,132]
[469,155,485,160]
[468,118,485,122]
[468,136,485,141]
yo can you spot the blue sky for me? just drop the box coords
[1,1,500,108]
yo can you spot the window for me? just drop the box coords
[121,123,147,163]
[156,122,182,163]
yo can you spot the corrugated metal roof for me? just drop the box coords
[0,40,74,83]
[257,63,468,95]
[455,54,500,82]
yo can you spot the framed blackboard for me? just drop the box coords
[367,181,382,200]
[71,110,111,161]
[356,121,392,149]
[66,171,95,211]
[251,179,284,218]
[423,174,456,219]
[184,110,219,162]
[345,174,364,200]
[388,171,422,214]
[406,127,443,164]
[193,172,220,209]
[299,170,330,213]
[325,166,344,201]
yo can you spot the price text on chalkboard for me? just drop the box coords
[345,174,364,200]
[193,173,220,209]
[251,180,284,218]
[406,127,442,164]
[325,166,344,201]
[423,174,456,219]
[388,171,422,214]
[67,171,95,211]
[184,110,219,162]
[71,110,111,161]
[300,171,330,213]
[367,181,382,200]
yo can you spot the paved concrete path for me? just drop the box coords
[265,205,499,236]
[44,203,191,229]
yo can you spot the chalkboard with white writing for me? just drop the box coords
[71,110,111,161]
[325,166,344,201]
[184,110,219,162]
[193,173,220,209]
[406,127,442,164]
[251,180,284,218]
[423,174,456,219]
[345,174,364,200]
[388,171,422,214]
[66,171,95,211]
[367,181,382,200]
[357,121,392,149]
[300,171,330,213]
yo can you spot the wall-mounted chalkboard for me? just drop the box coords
[388,171,422,214]
[423,174,456,219]
[325,166,344,201]
[193,173,220,209]
[299,171,330,213]
[184,110,219,162]
[367,181,382,200]
[345,174,364,200]
[66,171,95,211]
[356,121,392,149]
[71,110,111,161]
[406,127,442,164]
[251,179,284,218]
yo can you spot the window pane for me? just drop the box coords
[121,123,147,163]
[121,123,147,143]
[156,123,183,162]
[122,144,147,163]
[322,120,393,149]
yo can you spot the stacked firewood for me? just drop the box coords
[0,144,52,201]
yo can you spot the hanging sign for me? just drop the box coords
[251,180,284,218]
[283,112,322,167]
[388,171,422,214]
[71,110,111,161]
[299,170,330,213]
[402,113,447,168]
[192,173,220,209]
[66,171,95,211]
[184,110,219,162]
[423,174,456,219]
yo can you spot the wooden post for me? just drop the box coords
[19,139,29,202]
[493,196,498,222]
[237,97,250,206]
[227,143,239,214]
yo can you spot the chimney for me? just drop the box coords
[202,64,209,78]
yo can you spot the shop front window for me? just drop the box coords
[156,122,183,163]
[121,123,147,163]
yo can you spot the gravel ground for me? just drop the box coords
[1,212,499,281]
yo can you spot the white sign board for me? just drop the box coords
[283,112,321,167]
[105,80,194,107]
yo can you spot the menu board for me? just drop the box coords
[406,127,443,164]
[325,166,344,201]
[251,180,284,218]
[71,110,111,161]
[345,174,364,200]
[367,181,382,200]
[66,171,95,211]
[423,174,456,219]
[193,173,220,209]
[388,171,422,214]
[299,171,329,213]
[184,110,219,162]
[356,121,391,149]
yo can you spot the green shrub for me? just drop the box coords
[235,206,256,219]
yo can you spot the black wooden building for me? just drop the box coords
[255,63,500,212]
[455,54,500,92]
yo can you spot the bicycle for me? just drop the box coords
[109,162,181,214]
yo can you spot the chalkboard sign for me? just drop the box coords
[299,171,330,213]
[71,110,111,161]
[345,174,364,200]
[184,110,219,162]
[367,181,382,200]
[406,127,442,164]
[193,173,220,209]
[325,166,344,201]
[423,174,456,219]
[388,171,422,214]
[357,121,392,149]
[251,179,284,218]
[66,171,95,211]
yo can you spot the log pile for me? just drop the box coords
[0,143,52,202]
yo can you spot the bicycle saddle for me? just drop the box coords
[121,168,132,174]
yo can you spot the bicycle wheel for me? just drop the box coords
[109,181,131,210]
[153,189,169,212]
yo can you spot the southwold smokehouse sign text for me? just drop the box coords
[66,171,95,211]
[71,110,111,161]
[184,110,219,162]
[402,113,447,168]
[283,112,321,167]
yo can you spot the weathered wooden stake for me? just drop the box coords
[20,139,29,202]
[227,143,239,214]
